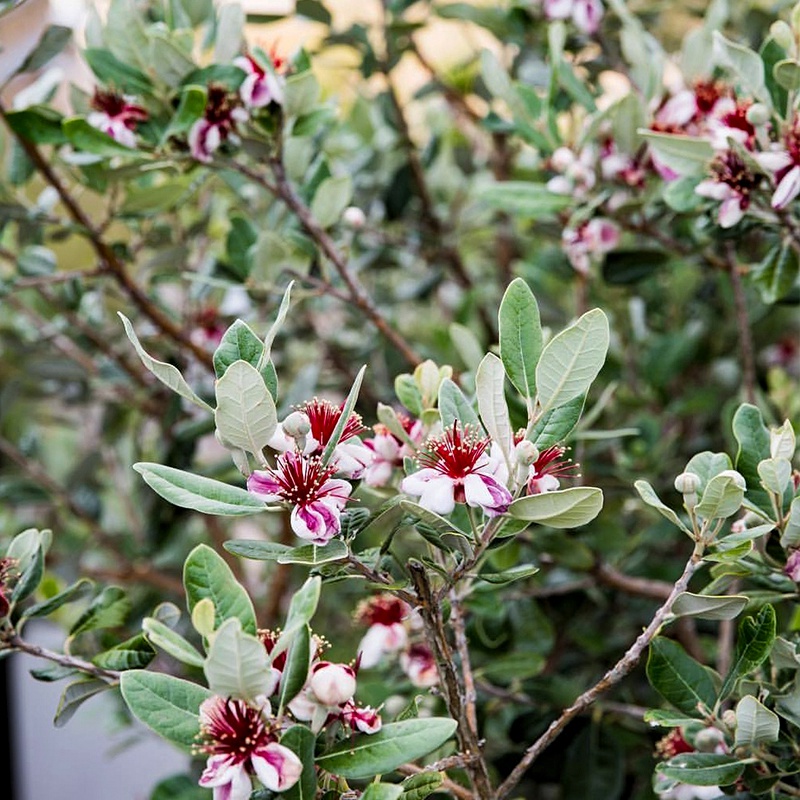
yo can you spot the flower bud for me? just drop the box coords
[283,411,311,439]
[342,206,367,229]
[309,662,356,707]
[550,146,575,172]
[694,726,726,752]
[745,103,770,127]
[514,439,539,467]
[771,20,795,51]
[721,709,737,730]
[718,469,746,490]
[674,472,701,495]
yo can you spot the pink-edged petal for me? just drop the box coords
[363,460,394,488]
[756,150,793,173]
[718,196,745,228]
[572,0,603,33]
[400,467,439,496]
[317,477,353,508]
[251,743,303,792]
[291,501,340,544]
[656,90,696,127]
[695,180,730,200]
[200,756,252,800]
[332,441,374,478]
[463,473,512,515]
[247,471,283,502]
[772,165,800,209]
[528,474,560,495]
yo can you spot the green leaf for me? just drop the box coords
[17,245,56,277]
[84,47,154,94]
[695,473,745,520]
[671,592,748,620]
[133,463,266,516]
[602,249,671,284]
[562,725,624,800]
[732,404,773,514]
[476,353,513,459]
[713,31,769,104]
[781,497,800,548]
[320,365,366,466]
[120,671,211,751]
[498,278,542,399]
[395,374,423,416]
[63,117,138,157]
[20,578,93,621]
[438,379,481,430]
[142,617,205,668]
[54,678,110,727]
[183,544,257,635]
[278,624,311,709]
[757,457,792,495]
[646,637,717,716]
[774,58,800,91]
[684,451,733,494]
[449,322,484,372]
[479,182,572,218]
[657,754,744,787]
[261,281,295,366]
[284,71,320,118]
[719,604,776,699]
[535,309,609,415]
[315,718,457,779]
[401,772,444,800]
[214,360,278,459]
[734,695,779,747]
[638,131,714,176]
[752,243,799,304]
[93,634,155,670]
[310,175,353,228]
[277,539,349,565]
[4,107,66,144]
[528,395,584,449]
[478,564,539,585]
[634,480,693,536]
[362,785,403,800]
[224,540,293,561]
[162,85,207,142]
[119,314,213,411]
[68,586,131,638]
[281,726,317,800]
[204,618,273,701]
[17,25,72,74]
[214,1,244,62]
[508,487,603,528]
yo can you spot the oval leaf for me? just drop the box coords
[508,487,603,528]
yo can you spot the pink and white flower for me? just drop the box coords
[308,662,357,708]
[401,423,512,517]
[562,218,619,274]
[695,151,762,228]
[188,85,248,163]
[525,444,579,495]
[269,398,373,479]
[234,51,285,108]
[87,89,148,148]
[355,594,411,668]
[362,417,424,488]
[785,550,800,582]
[757,121,800,210]
[543,0,604,34]
[341,701,382,734]
[400,643,438,688]
[546,145,598,198]
[197,696,302,799]
[247,452,352,544]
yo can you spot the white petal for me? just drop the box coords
[772,165,800,209]
[718,196,745,228]
[252,743,303,792]
[417,476,457,515]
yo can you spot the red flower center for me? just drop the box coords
[531,445,579,481]
[356,594,407,626]
[417,423,489,480]
[300,398,365,449]
[198,697,275,763]
[268,452,338,506]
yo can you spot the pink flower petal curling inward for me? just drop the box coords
[197,696,302,799]
[248,452,352,544]
[401,423,512,517]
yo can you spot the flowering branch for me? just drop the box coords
[495,540,706,800]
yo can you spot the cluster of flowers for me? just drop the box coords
[541,0,604,35]
[86,48,286,163]
[355,593,438,688]
[654,726,729,800]
[244,392,577,545]
[197,627,380,800]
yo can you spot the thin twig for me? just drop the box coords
[0,103,215,372]
[3,633,120,682]
[495,541,706,800]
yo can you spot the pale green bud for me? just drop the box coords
[718,469,746,490]
[514,439,539,467]
[283,411,310,438]
[674,472,701,494]
[772,20,794,51]
[745,103,770,126]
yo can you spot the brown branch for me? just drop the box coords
[3,633,120,682]
[231,159,422,366]
[495,541,706,800]
[0,103,215,373]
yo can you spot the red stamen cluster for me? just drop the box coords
[710,151,761,202]
[299,398,365,447]
[531,445,580,481]
[417,422,490,479]
[693,79,729,116]
[267,453,338,505]
[654,728,694,759]
[355,594,407,627]
[720,102,756,148]
[197,697,276,761]
[91,89,148,126]
[204,84,241,126]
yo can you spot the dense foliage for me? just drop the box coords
[1,1,800,798]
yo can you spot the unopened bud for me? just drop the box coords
[694,726,726,752]
[772,20,795,51]
[310,662,356,707]
[721,709,737,730]
[283,411,311,439]
[674,472,701,495]
[550,146,575,172]
[745,102,770,126]
[342,206,366,229]
[514,439,539,467]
